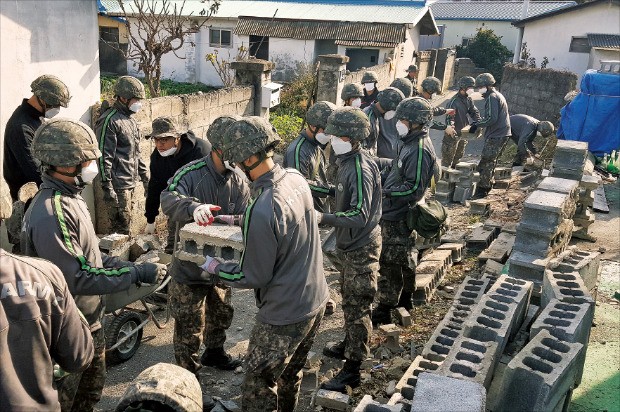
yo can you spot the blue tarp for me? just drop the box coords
[558,70,620,156]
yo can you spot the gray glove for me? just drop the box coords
[102,187,118,203]
[134,262,167,285]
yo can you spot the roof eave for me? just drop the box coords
[513,0,619,26]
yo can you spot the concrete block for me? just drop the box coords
[489,275,533,339]
[552,248,601,291]
[441,230,466,244]
[579,174,601,191]
[494,167,511,180]
[411,373,486,412]
[537,176,580,200]
[552,140,588,166]
[396,356,441,399]
[519,171,539,188]
[452,276,491,308]
[422,320,462,362]
[508,250,550,286]
[413,233,441,250]
[437,243,464,263]
[315,389,350,411]
[542,269,595,311]
[99,233,130,251]
[178,222,243,263]
[493,179,510,189]
[521,190,572,227]
[512,219,574,258]
[531,298,592,349]
[496,330,583,412]
[380,324,402,352]
[422,249,453,270]
[467,226,498,250]
[452,185,473,204]
[413,260,445,304]
[478,232,515,264]
[396,307,412,327]
[353,395,376,412]
[437,337,499,388]
[455,162,476,173]
[482,260,504,278]
[301,367,318,391]
[469,199,491,215]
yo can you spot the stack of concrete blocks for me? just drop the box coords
[435,167,460,205]
[453,162,480,204]
[492,167,512,189]
[412,249,454,304]
[177,222,244,264]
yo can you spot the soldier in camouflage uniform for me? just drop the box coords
[373,98,438,324]
[507,114,554,166]
[404,64,419,95]
[471,73,511,199]
[21,119,166,411]
[160,115,250,375]
[391,77,413,98]
[443,76,482,168]
[420,76,457,135]
[361,71,380,109]
[95,76,149,235]
[199,116,328,411]
[364,87,405,159]
[317,107,382,392]
[341,83,364,108]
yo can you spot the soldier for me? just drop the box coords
[160,115,250,375]
[420,76,457,135]
[0,176,94,411]
[364,87,406,159]
[200,116,329,411]
[341,83,364,108]
[317,107,382,392]
[284,101,336,213]
[95,75,149,235]
[471,73,511,199]
[443,76,482,168]
[373,97,438,323]
[21,118,166,411]
[360,71,380,109]
[391,77,413,98]
[144,116,212,253]
[508,114,555,167]
[404,64,419,95]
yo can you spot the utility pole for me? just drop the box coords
[513,0,530,64]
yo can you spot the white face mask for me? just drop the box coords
[224,160,236,172]
[315,132,330,145]
[396,121,409,137]
[384,110,396,120]
[78,162,99,185]
[129,101,142,113]
[45,107,60,118]
[331,136,353,155]
[364,83,375,92]
[351,98,362,108]
[158,146,177,157]
[478,87,487,95]
[466,88,475,96]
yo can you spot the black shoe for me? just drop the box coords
[397,292,413,310]
[472,188,490,200]
[323,340,346,360]
[203,395,216,411]
[371,304,393,327]
[320,360,361,393]
[200,347,242,370]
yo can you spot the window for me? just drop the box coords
[461,37,472,47]
[569,36,590,53]
[100,27,119,43]
[210,29,232,47]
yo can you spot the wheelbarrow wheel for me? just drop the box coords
[106,311,143,365]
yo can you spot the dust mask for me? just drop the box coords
[315,132,330,145]
[351,98,362,108]
[331,136,353,155]
[396,121,409,137]
[129,101,142,113]
[364,83,375,92]
[478,87,487,95]
[158,146,177,157]
[45,107,61,119]
[384,110,396,120]
[466,88,475,96]
[77,162,99,185]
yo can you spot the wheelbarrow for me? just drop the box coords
[104,274,171,365]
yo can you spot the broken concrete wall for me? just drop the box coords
[343,62,395,92]
[453,58,486,87]
[434,49,457,93]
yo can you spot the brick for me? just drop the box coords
[411,373,486,412]
[478,232,515,264]
[396,307,412,327]
[315,389,349,411]
[437,243,464,263]
[437,337,499,388]
[178,222,243,263]
[467,226,499,250]
[497,330,583,412]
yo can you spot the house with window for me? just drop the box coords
[513,0,620,81]
[425,1,576,52]
[99,0,439,86]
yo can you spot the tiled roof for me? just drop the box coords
[431,1,576,21]
[588,33,620,50]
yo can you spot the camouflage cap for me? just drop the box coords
[324,107,371,142]
[421,77,442,95]
[115,363,202,412]
[341,83,364,101]
[114,76,146,99]
[377,87,405,112]
[0,177,12,220]
[391,77,414,98]
[458,76,476,89]
[207,115,242,151]
[32,118,101,167]
[148,117,180,139]
[306,101,337,129]
[406,64,418,72]
[221,116,281,163]
[537,121,555,137]
[475,73,496,87]
[395,97,433,125]
[31,75,71,108]
[361,71,379,84]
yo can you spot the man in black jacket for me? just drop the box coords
[144,117,211,252]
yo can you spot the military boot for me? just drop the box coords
[320,360,362,393]
[323,340,346,360]
[371,304,394,327]
[200,347,242,370]
[397,292,413,310]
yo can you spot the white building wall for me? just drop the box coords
[400,25,421,74]
[269,38,316,82]
[589,49,620,70]
[520,2,620,83]
[437,19,518,52]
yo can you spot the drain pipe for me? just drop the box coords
[513,0,530,63]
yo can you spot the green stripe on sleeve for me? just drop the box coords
[335,154,363,217]
[167,160,208,191]
[389,138,424,197]
[294,138,304,171]
[98,109,117,182]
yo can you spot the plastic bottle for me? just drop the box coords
[602,153,609,168]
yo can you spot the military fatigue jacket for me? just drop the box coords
[446,93,481,134]
[0,249,94,411]
[321,149,382,252]
[477,89,511,139]
[215,165,329,326]
[22,175,140,330]
[364,103,400,159]
[161,156,250,285]
[382,129,437,221]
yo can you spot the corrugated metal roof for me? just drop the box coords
[431,1,576,21]
[588,33,620,50]
[101,0,431,25]
[335,39,400,47]
[235,18,406,44]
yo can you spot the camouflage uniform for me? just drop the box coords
[443,77,481,168]
[391,77,413,98]
[405,64,418,95]
[377,220,417,306]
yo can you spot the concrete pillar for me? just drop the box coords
[417,51,432,87]
[230,59,275,117]
[316,54,350,105]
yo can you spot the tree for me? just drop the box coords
[456,28,513,83]
[114,0,220,97]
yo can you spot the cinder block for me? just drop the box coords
[99,233,130,251]
[494,167,511,180]
[315,389,350,411]
[467,226,499,250]
[396,356,442,399]
[537,176,580,200]
[478,232,515,264]
[437,337,499,388]
[396,307,412,327]
[552,248,601,291]
[422,321,462,362]
[437,243,464,263]
[452,276,491,308]
[453,185,472,204]
[422,249,453,271]
[411,373,486,412]
[551,140,588,169]
[512,219,574,258]
[441,230,466,244]
[496,330,583,412]
[521,190,573,228]
[413,260,445,304]
[469,199,491,215]
[508,250,551,287]
[482,260,504,278]
[178,222,243,263]
[542,269,595,310]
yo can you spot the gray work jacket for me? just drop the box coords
[446,93,481,134]
[477,89,511,139]
[510,114,539,157]
[364,104,400,159]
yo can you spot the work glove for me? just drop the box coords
[193,204,222,226]
[102,187,118,203]
[145,222,156,234]
[199,256,223,285]
[315,210,323,224]
[445,108,456,116]
[214,215,241,226]
[134,262,167,285]
[445,125,456,137]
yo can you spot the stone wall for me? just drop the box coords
[434,49,457,93]
[501,65,577,124]
[343,62,395,91]
[453,58,486,87]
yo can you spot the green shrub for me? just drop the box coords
[100,75,215,101]
[273,70,315,118]
[270,111,303,154]
[456,29,513,84]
